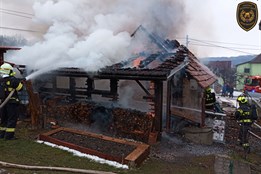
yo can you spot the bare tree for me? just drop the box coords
[0,35,27,46]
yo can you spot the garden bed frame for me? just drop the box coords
[38,127,150,167]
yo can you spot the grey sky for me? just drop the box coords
[1,0,261,58]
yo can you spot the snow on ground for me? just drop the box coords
[36,140,129,169]
[215,91,242,108]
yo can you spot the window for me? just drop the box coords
[244,68,250,73]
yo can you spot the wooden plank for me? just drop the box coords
[61,127,143,146]
[171,107,201,123]
[125,144,150,167]
[39,134,123,162]
[125,145,149,161]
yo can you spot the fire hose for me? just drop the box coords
[0,89,15,109]
[0,160,116,174]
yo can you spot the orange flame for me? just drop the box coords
[132,57,144,68]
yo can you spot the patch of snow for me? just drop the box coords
[216,90,243,108]
[36,140,129,169]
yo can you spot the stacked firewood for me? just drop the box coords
[42,98,154,143]
[112,108,154,142]
[44,98,95,125]
[68,103,94,124]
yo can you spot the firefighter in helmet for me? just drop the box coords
[205,87,216,111]
[235,95,258,153]
[0,63,23,140]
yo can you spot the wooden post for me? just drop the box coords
[201,90,206,127]
[0,50,4,65]
[110,79,118,101]
[166,80,171,131]
[69,77,76,102]
[154,80,163,139]
[86,78,94,99]
[24,80,41,129]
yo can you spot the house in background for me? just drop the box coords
[207,61,232,93]
[236,54,261,90]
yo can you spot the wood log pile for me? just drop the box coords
[44,98,94,125]
[111,108,154,142]
[42,98,154,143]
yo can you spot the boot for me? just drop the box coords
[0,131,5,139]
[4,131,16,140]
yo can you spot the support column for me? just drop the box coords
[201,91,206,127]
[86,78,94,99]
[69,77,76,102]
[154,80,163,137]
[166,80,171,131]
[110,79,118,101]
[0,51,4,65]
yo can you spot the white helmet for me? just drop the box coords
[0,63,13,75]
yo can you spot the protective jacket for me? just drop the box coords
[2,76,23,102]
[205,92,216,110]
[235,103,258,123]
[0,75,23,140]
[235,104,252,123]
[235,102,257,151]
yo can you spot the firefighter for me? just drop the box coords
[0,63,23,140]
[205,87,216,111]
[235,96,258,153]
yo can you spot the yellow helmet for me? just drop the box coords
[206,87,211,93]
[237,96,248,104]
[0,63,13,75]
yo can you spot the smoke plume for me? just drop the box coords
[8,0,187,78]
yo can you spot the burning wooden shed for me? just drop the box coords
[30,26,217,142]
[0,27,217,144]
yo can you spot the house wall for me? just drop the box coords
[236,63,250,90]
[251,63,261,75]
[183,78,202,109]
[170,76,203,124]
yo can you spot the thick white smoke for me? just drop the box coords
[7,0,187,78]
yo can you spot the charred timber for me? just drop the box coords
[50,68,168,80]
[39,88,118,99]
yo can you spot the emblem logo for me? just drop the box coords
[237,1,258,31]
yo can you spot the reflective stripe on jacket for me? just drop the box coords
[3,76,23,103]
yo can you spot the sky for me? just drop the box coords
[0,0,261,76]
[183,0,261,58]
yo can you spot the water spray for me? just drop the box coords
[24,66,61,81]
